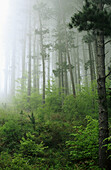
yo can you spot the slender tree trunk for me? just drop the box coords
[33,35,37,90]
[94,36,98,76]
[61,53,64,93]
[63,20,76,96]
[77,37,81,91]
[67,51,76,96]
[73,48,78,86]
[11,43,16,97]
[58,50,62,95]
[90,43,96,80]
[64,52,69,95]
[21,33,26,91]
[58,0,76,97]
[38,12,45,104]
[36,43,40,94]
[27,0,32,102]
[88,42,94,82]
[82,43,88,86]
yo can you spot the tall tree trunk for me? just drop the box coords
[11,43,16,97]
[88,42,94,82]
[38,12,45,104]
[27,0,32,102]
[90,43,96,80]
[82,43,88,86]
[58,0,76,97]
[63,22,76,96]
[33,34,37,90]
[64,52,69,95]
[36,43,40,94]
[97,32,109,169]
[58,49,62,95]
[21,32,26,92]
[77,37,81,91]
[97,2,109,169]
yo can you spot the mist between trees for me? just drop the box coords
[0,0,111,169]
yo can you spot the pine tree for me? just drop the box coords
[69,0,111,169]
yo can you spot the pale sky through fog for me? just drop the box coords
[0,0,10,91]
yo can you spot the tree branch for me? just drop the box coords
[105,71,111,79]
[105,40,111,45]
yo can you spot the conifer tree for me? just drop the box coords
[69,0,111,169]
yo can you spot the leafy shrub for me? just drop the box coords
[0,152,12,169]
[66,116,99,168]
[19,132,47,164]
[13,90,42,112]
[11,153,33,170]
[63,86,98,121]
[0,120,23,152]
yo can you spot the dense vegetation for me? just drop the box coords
[0,0,111,169]
[0,83,111,169]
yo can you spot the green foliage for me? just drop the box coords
[63,85,98,121]
[66,116,99,168]
[53,62,74,78]
[28,113,36,131]
[0,81,104,169]
[13,90,42,111]
[35,120,71,149]
[104,136,111,160]
[44,85,63,114]
[0,152,33,170]
[0,152,12,169]
[0,120,23,152]
[69,1,111,36]
[19,132,47,164]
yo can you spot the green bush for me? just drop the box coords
[19,132,47,164]
[66,116,99,168]
[11,153,33,170]
[0,152,12,169]
[0,120,23,152]
[63,86,98,121]
[13,90,42,112]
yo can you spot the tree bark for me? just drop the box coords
[96,2,109,169]
[97,31,109,169]
[88,42,94,82]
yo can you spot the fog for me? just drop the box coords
[0,0,110,103]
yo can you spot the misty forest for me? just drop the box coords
[0,0,111,169]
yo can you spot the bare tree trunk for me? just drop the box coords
[27,0,32,102]
[38,13,45,104]
[58,50,62,95]
[90,43,96,80]
[11,42,16,97]
[36,43,40,94]
[63,21,76,96]
[58,0,76,97]
[64,52,69,95]
[21,32,26,91]
[77,37,81,91]
[33,34,37,90]
[82,43,88,86]
[88,42,94,82]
